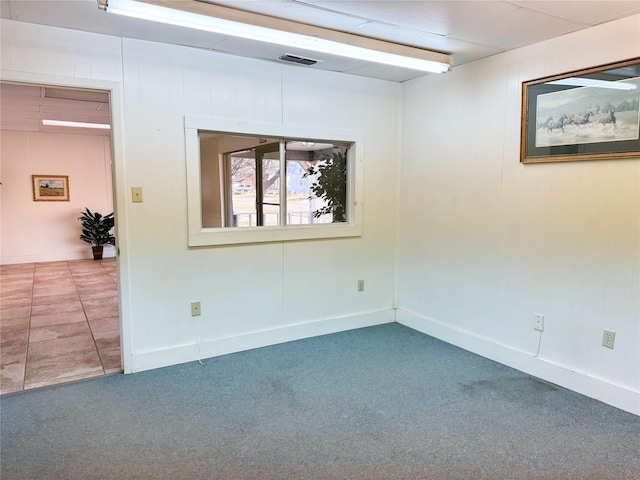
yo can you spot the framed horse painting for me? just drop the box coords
[521,57,640,163]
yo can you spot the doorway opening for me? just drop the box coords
[0,81,122,394]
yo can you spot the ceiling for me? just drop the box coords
[0,83,112,136]
[1,0,638,135]
[1,0,639,82]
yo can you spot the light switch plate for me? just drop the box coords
[131,187,143,203]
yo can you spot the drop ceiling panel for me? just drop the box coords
[295,0,519,36]
[1,102,41,114]
[2,0,230,50]
[41,97,105,110]
[5,0,108,33]
[0,82,41,96]
[1,110,42,123]
[449,7,585,50]
[44,87,109,103]
[40,105,108,119]
[350,22,504,66]
[200,0,370,32]
[514,0,640,25]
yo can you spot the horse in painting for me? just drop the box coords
[573,111,594,126]
[598,107,616,126]
[547,114,569,133]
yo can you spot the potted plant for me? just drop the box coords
[303,149,347,223]
[78,208,115,260]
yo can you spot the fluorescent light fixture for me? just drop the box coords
[548,77,636,90]
[98,0,452,73]
[42,119,111,129]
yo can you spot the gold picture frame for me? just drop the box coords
[521,57,640,163]
[32,175,70,201]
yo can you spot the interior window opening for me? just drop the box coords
[200,133,351,229]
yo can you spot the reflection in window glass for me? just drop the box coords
[259,146,281,227]
[229,151,256,227]
[227,143,280,227]
[286,142,334,225]
[200,133,350,228]
[301,145,348,224]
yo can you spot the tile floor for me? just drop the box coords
[0,258,121,395]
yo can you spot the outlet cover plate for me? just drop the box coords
[602,329,615,349]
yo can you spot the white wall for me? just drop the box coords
[120,38,399,368]
[398,15,640,415]
[0,131,114,264]
[3,14,637,415]
[1,19,399,372]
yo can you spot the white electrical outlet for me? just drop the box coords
[191,301,201,316]
[602,329,615,349]
[357,280,364,292]
[533,313,544,332]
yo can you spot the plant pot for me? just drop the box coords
[92,246,104,260]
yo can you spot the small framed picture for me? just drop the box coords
[521,57,640,163]
[32,175,70,201]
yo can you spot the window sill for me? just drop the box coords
[189,222,362,247]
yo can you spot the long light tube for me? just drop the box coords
[98,0,451,73]
[42,119,111,129]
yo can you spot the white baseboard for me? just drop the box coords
[131,309,395,373]
[397,308,640,416]
[1,250,115,265]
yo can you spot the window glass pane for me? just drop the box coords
[286,141,349,225]
[285,160,316,225]
[229,151,256,227]
[199,131,351,230]
[260,148,280,226]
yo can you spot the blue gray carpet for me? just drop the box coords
[1,324,639,479]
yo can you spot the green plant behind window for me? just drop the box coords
[304,149,347,223]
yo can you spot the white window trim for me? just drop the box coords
[185,116,363,246]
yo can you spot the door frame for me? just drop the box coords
[254,142,281,226]
[1,69,132,373]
